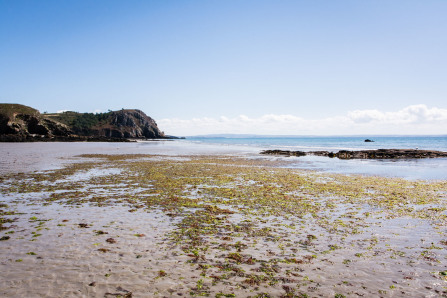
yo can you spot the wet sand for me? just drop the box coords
[0,141,258,175]
[1,142,447,297]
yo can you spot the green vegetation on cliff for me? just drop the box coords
[45,111,113,134]
[0,104,40,118]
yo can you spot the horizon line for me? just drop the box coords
[185,133,447,138]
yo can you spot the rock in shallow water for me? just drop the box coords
[260,148,447,159]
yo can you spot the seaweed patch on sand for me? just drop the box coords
[1,154,447,297]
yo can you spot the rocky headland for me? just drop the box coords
[261,149,447,159]
[0,104,167,142]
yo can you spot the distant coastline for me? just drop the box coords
[188,133,447,138]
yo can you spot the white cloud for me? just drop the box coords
[347,109,385,123]
[158,104,447,136]
[348,104,447,125]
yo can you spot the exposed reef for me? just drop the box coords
[260,149,447,159]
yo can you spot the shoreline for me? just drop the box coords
[1,147,447,297]
[0,135,183,143]
[2,141,447,180]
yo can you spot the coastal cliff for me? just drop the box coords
[0,104,165,141]
[98,109,164,139]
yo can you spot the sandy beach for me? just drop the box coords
[1,142,447,297]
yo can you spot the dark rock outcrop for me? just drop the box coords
[335,149,447,159]
[0,104,71,141]
[260,149,447,159]
[259,150,307,157]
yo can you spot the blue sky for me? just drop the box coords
[1,0,446,135]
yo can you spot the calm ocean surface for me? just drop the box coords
[187,136,447,151]
[186,136,447,180]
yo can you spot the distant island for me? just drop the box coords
[0,103,172,142]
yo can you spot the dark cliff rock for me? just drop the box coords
[260,149,447,159]
[0,104,166,141]
[91,109,164,139]
[0,104,71,141]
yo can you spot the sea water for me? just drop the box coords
[185,136,447,180]
[187,135,447,151]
